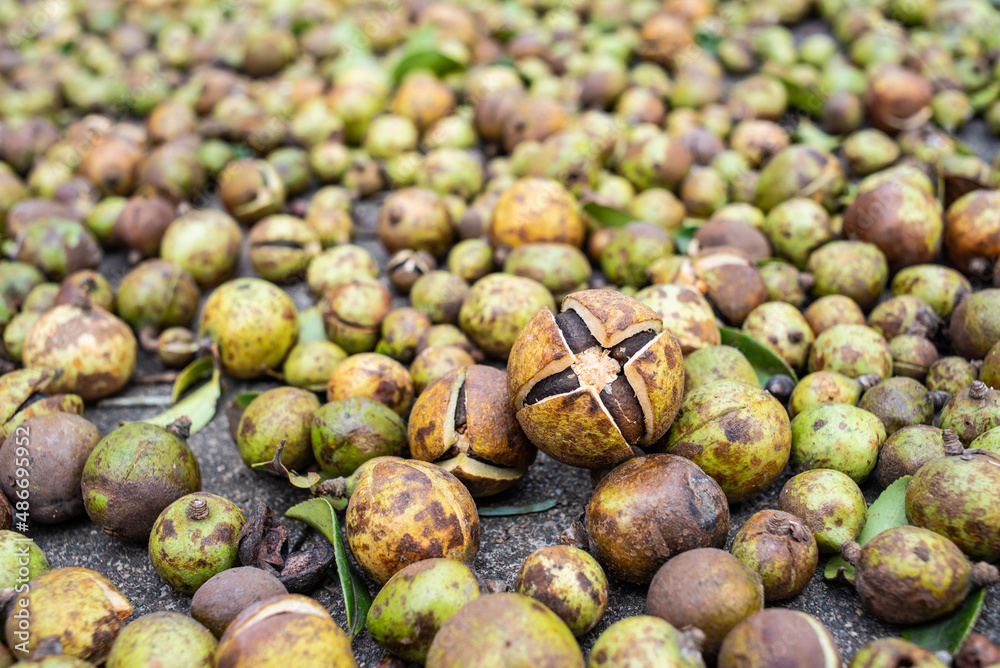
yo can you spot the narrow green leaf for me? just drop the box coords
[903,588,985,654]
[144,369,221,436]
[795,120,841,152]
[298,306,327,344]
[952,138,978,157]
[393,51,463,82]
[694,29,722,54]
[824,475,911,584]
[582,202,642,229]
[171,357,213,403]
[479,499,558,516]
[970,83,1000,112]
[718,327,798,386]
[286,497,372,639]
[671,222,702,255]
[235,392,260,408]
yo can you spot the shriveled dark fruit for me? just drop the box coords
[346,458,479,585]
[804,295,866,336]
[891,264,971,319]
[106,612,216,668]
[116,260,201,331]
[849,637,947,668]
[215,595,356,668]
[717,609,842,668]
[5,567,133,663]
[808,324,892,380]
[377,187,453,257]
[409,365,535,497]
[0,413,101,523]
[149,492,246,595]
[808,241,889,312]
[878,427,962,489]
[926,356,979,396]
[949,290,1000,360]
[15,218,103,281]
[190,567,288,638]
[114,192,176,258]
[327,352,415,417]
[890,335,938,382]
[237,387,320,472]
[312,397,406,478]
[683,345,760,394]
[515,545,608,637]
[586,454,730,584]
[54,270,114,312]
[944,189,1000,275]
[636,284,721,355]
[857,377,934,435]
[667,380,791,503]
[22,302,137,401]
[646,548,764,660]
[841,526,999,625]
[692,248,767,326]
[587,616,706,668]
[939,382,1000,444]
[730,510,818,601]
[843,181,943,271]
[864,64,933,133]
[906,449,1000,562]
[459,273,554,359]
[367,558,481,665]
[81,421,201,542]
[425,593,584,667]
[780,468,867,553]
[508,290,684,469]
[788,371,862,419]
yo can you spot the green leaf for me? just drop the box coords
[795,120,841,152]
[478,499,558,516]
[235,392,260,408]
[717,327,798,386]
[824,475,911,584]
[970,83,999,112]
[903,588,985,654]
[171,357,213,403]
[144,369,221,436]
[392,26,464,83]
[694,29,722,55]
[286,497,372,639]
[952,138,978,157]
[672,222,702,255]
[582,202,642,229]
[298,306,327,344]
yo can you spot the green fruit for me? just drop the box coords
[849,638,947,668]
[667,381,791,503]
[730,510,818,601]
[149,492,245,595]
[0,530,49,588]
[458,274,555,359]
[788,371,862,419]
[949,289,1000,359]
[906,450,1000,562]
[939,381,1000,444]
[637,284,721,355]
[754,145,844,212]
[981,341,1000,390]
[925,356,978,396]
[1,311,37,361]
[891,264,971,319]
[970,426,1000,454]
[807,241,888,311]
[411,271,470,325]
[160,210,242,289]
[762,198,832,269]
[877,426,961,489]
[600,222,674,288]
[741,302,815,370]
[312,397,407,477]
[367,558,481,664]
[868,295,940,340]
[116,260,201,331]
[588,616,706,668]
[808,324,892,380]
[106,612,216,668]
[718,609,841,668]
[790,403,886,482]
[377,307,432,364]
[515,545,608,637]
[426,593,584,667]
[683,346,760,394]
[0,261,45,307]
[857,377,934,435]
[82,422,201,542]
[504,243,591,300]
[237,387,320,472]
[14,218,102,280]
[199,278,298,379]
[283,340,348,390]
[779,469,867,553]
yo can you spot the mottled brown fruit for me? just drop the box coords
[804,295,866,336]
[849,637,947,668]
[949,290,1000,360]
[868,295,940,341]
[636,284,721,355]
[890,335,938,382]
[877,426,960,489]
[864,65,934,133]
[190,567,288,638]
[377,188,454,258]
[730,510,818,601]
[327,352,414,418]
[693,249,767,326]
[858,377,934,435]
[808,241,889,312]
[490,178,584,250]
[515,545,608,636]
[926,356,978,396]
[944,189,1000,275]
[843,181,943,271]
[939,382,1000,444]
[718,609,842,668]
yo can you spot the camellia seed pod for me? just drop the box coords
[729,510,818,601]
[586,454,730,584]
[489,178,585,249]
[346,459,480,585]
[409,365,535,497]
[891,265,972,319]
[507,290,684,469]
[944,190,1000,276]
[717,609,842,668]
[877,427,962,489]
[864,64,933,133]
[426,593,584,667]
[0,530,49,587]
[312,397,406,478]
[515,545,609,637]
[788,371,862,419]
[842,181,943,271]
[237,387,321,471]
[790,403,886,483]
[215,595,356,668]
[780,469,867,553]
[105,612,216,668]
[321,279,393,354]
[754,145,844,212]
[808,324,892,380]
[691,248,768,326]
[648,548,764,661]
[868,295,940,340]
[807,241,889,312]
[588,616,707,668]
[849,638,947,668]
[667,380,791,503]
[841,526,999,625]
[115,259,201,332]
[683,346,761,394]
[367,558,481,664]
[949,290,1000,360]
[803,295,866,336]
[939,382,1000,444]
[327,353,414,417]
[857,377,934,435]
[190,567,288,638]
[741,302,815,370]
[247,215,321,284]
[635,284,721,354]
[5,567,133,663]
[377,187,454,258]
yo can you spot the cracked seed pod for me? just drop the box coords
[730,510,818,602]
[683,346,761,394]
[906,449,1000,562]
[321,279,392,354]
[950,290,1000,360]
[635,284,720,355]
[409,365,535,497]
[939,382,1000,444]
[691,248,768,326]
[507,290,684,469]
[218,159,286,224]
[868,295,940,340]
[367,558,482,665]
[857,377,934,435]
[190,567,288,638]
[586,454,730,584]
[106,612,216,668]
[808,324,892,380]
[718,609,842,668]
[589,616,706,668]
[5,567,133,663]
[667,380,791,503]
[247,215,321,284]
[779,469,867,553]
[515,545,608,637]
[849,638,947,668]
[346,459,480,585]
[877,426,961,489]
[841,526,999,625]
[215,595,356,668]
[647,548,763,661]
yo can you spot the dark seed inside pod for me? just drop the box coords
[600,375,645,444]
[555,310,599,353]
[454,382,467,430]
[609,330,657,366]
[524,367,580,405]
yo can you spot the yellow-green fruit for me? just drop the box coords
[515,545,609,636]
[106,612,216,668]
[587,616,706,668]
[346,459,480,585]
[237,387,320,471]
[741,302,815,370]
[808,324,892,379]
[367,558,481,664]
[0,530,49,588]
[790,403,886,482]
[683,346,761,394]
[779,469,867,553]
[788,371,861,419]
[426,593,584,667]
[849,638,947,668]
